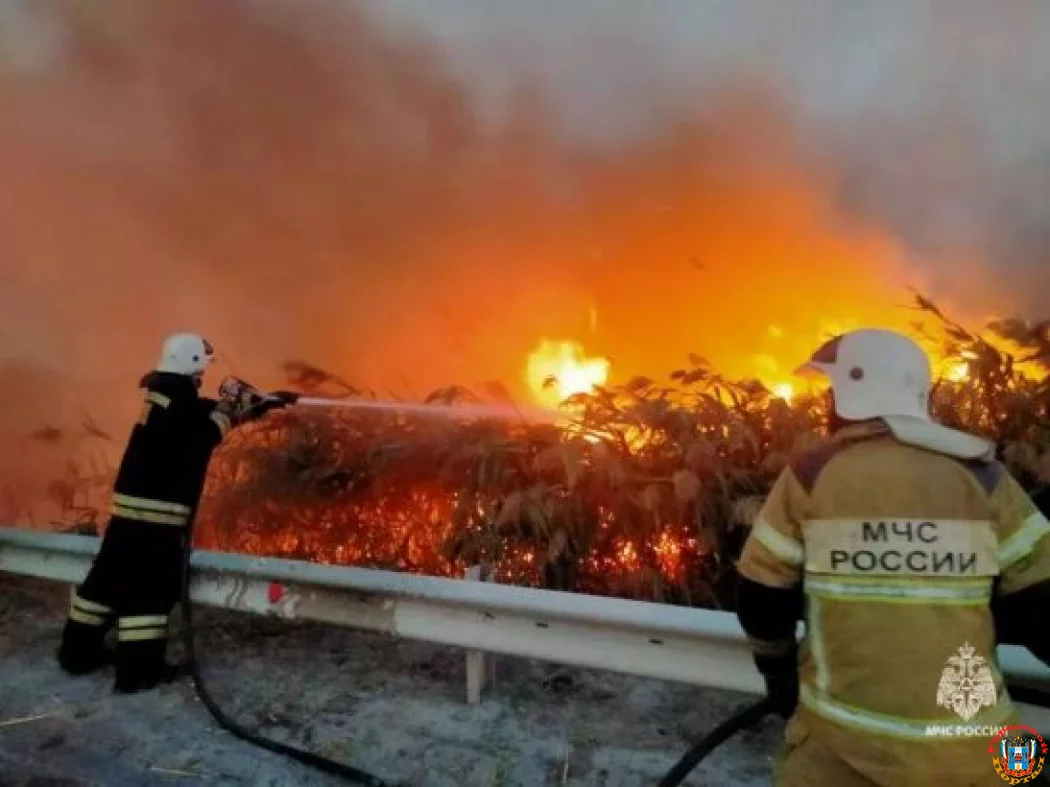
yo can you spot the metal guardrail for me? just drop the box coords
[0,527,763,693]
[1,526,1048,702]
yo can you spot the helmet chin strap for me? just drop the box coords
[826,391,852,434]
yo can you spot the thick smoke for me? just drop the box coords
[374,0,1050,296]
[0,0,1046,507]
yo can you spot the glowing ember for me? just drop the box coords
[772,382,794,401]
[526,338,610,407]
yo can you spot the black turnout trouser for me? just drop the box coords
[58,516,187,692]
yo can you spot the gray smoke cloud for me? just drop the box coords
[370,0,1050,296]
[0,0,1047,399]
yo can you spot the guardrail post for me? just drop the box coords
[464,564,494,705]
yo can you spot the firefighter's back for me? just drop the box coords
[789,431,1021,786]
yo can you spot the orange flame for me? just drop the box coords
[526,339,610,407]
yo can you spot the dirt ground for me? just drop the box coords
[0,575,780,786]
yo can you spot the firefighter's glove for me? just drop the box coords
[755,651,799,719]
[215,393,266,427]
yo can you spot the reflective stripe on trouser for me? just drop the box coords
[118,614,169,642]
[67,591,114,626]
[110,494,192,526]
[59,591,115,674]
[71,515,185,687]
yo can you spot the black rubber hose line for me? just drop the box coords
[179,541,395,786]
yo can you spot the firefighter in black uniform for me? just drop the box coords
[57,332,290,693]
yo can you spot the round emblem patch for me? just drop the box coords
[989,724,1047,784]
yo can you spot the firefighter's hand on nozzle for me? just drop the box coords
[216,376,296,425]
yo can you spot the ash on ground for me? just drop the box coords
[0,576,779,786]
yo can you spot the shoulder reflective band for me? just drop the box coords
[998,511,1050,569]
[145,392,171,408]
[139,391,172,425]
[752,519,805,567]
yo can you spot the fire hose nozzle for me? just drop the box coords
[218,377,301,423]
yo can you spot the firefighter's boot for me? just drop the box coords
[114,636,182,694]
[58,620,113,675]
[57,594,115,675]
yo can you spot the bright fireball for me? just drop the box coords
[526,339,610,407]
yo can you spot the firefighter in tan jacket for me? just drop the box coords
[736,329,1050,786]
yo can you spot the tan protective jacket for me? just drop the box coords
[738,421,1050,785]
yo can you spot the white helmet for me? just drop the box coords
[796,328,931,421]
[155,333,215,377]
[797,328,994,461]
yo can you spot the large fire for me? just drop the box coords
[523,336,804,407]
[516,325,978,411]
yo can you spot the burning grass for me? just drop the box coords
[34,296,1050,608]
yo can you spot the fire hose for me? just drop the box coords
[218,375,561,424]
[179,525,395,785]
[657,696,776,787]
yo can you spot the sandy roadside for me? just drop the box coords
[0,575,779,786]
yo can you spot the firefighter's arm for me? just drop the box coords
[198,397,233,445]
[990,470,1050,665]
[735,467,806,713]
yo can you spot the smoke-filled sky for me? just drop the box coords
[1,0,1048,439]
[371,0,1050,270]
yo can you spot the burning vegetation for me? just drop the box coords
[23,296,1049,610]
